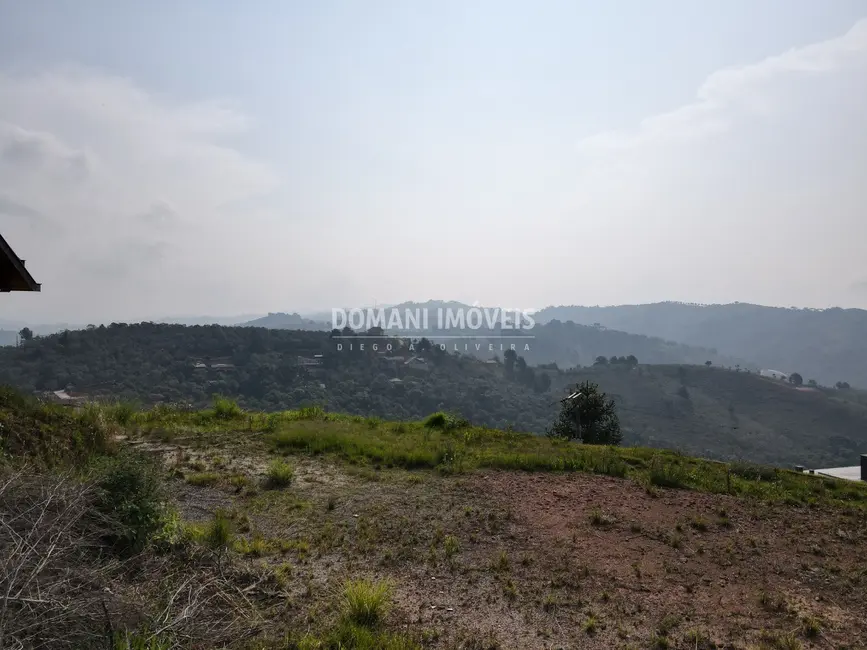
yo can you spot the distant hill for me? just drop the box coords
[535,302,867,388]
[240,312,330,330]
[1,323,866,468]
[258,300,743,369]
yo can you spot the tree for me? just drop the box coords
[535,372,552,393]
[503,349,518,376]
[593,356,608,366]
[625,355,638,367]
[807,379,818,387]
[705,360,712,367]
[18,327,33,342]
[789,372,803,387]
[547,380,622,445]
[835,381,851,391]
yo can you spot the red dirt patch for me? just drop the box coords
[469,471,867,648]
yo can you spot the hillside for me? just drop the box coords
[250,300,744,369]
[535,302,867,388]
[2,324,867,468]
[241,312,330,330]
[2,390,866,649]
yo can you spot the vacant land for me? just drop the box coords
[3,393,867,649]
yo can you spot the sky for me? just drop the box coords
[1,0,866,323]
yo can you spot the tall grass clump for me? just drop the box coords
[212,395,243,420]
[648,455,690,489]
[424,411,470,431]
[265,458,295,488]
[342,579,393,627]
[203,510,234,550]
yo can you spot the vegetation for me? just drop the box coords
[1,388,866,648]
[536,301,867,388]
[4,324,867,468]
[547,380,622,445]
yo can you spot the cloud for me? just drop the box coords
[0,194,44,220]
[580,19,867,154]
[540,18,867,310]
[0,66,280,320]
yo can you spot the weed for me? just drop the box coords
[342,579,393,627]
[443,534,460,558]
[186,472,220,487]
[265,458,294,488]
[204,511,234,550]
[212,395,243,420]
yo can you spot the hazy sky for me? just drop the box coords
[1,1,866,323]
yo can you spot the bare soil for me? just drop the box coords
[154,440,867,649]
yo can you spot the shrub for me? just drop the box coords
[95,452,169,553]
[730,461,777,482]
[342,579,393,627]
[265,459,294,488]
[424,411,470,431]
[186,472,220,487]
[648,456,690,489]
[204,510,234,550]
[212,395,242,420]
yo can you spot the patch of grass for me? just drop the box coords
[799,615,822,639]
[756,630,802,649]
[186,472,220,487]
[582,616,598,635]
[342,579,393,627]
[443,534,460,558]
[264,458,294,488]
[588,507,616,526]
[203,511,234,550]
[211,395,243,420]
[690,516,709,532]
[491,550,510,573]
[648,456,690,489]
[424,411,470,431]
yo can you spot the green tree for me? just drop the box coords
[705,360,712,367]
[789,372,803,387]
[593,356,608,366]
[547,380,622,445]
[18,327,33,342]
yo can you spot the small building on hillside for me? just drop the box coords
[46,389,88,406]
[404,356,430,374]
[1,233,40,292]
[760,369,789,381]
[803,455,867,482]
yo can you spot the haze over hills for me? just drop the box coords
[535,302,867,388]
[1,322,865,468]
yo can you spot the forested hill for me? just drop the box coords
[535,302,867,388]
[2,323,867,468]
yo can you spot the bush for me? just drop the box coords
[424,411,469,431]
[730,461,777,482]
[204,510,234,550]
[95,452,170,553]
[342,579,393,627]
[265,458,294,488]
[648,456,690,489]
[212,395,242,420]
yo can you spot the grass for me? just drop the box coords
[186,471,221,487]
[264,458,294,488]
[108,401,867,511]
[342,579,393,627]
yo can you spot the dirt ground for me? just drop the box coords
[151,439,866,649]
